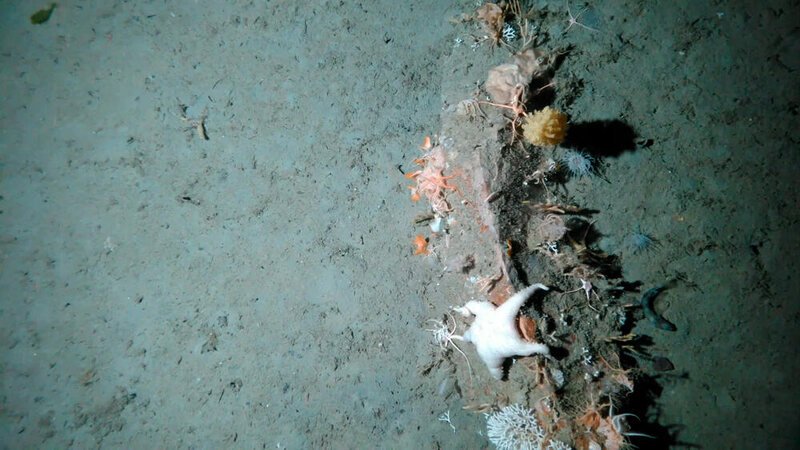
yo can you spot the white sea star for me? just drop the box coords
[453,283,550,380]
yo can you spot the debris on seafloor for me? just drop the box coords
[178,102,210,141]
[30,3,57,25]
[640,285,677,332]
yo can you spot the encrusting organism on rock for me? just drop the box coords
[522,106,569,147]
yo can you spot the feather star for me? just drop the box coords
[453,283,550,380]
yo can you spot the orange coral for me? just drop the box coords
[577,405,602,431]
[412,235,429,255]
[573,399,633,450]
[597,416,625,450]
[518,316,537,342]
[406,144,457,215]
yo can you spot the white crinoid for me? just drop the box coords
[485,404,544,450]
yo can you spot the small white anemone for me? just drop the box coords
[561,150,594,178]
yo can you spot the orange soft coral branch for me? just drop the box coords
[406,138,459,214]
[412,234,430,255]
[420,135,433,151]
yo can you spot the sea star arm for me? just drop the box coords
[511,341,549,356]
[452,305,473,318]
[453,300,494,318]
[495,283,549,321]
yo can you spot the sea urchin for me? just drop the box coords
[628,227,659,254]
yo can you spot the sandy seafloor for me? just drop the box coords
[1,0,798,449]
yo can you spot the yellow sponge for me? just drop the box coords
[522,107,568,147]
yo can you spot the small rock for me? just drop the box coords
[652,356,674,372]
